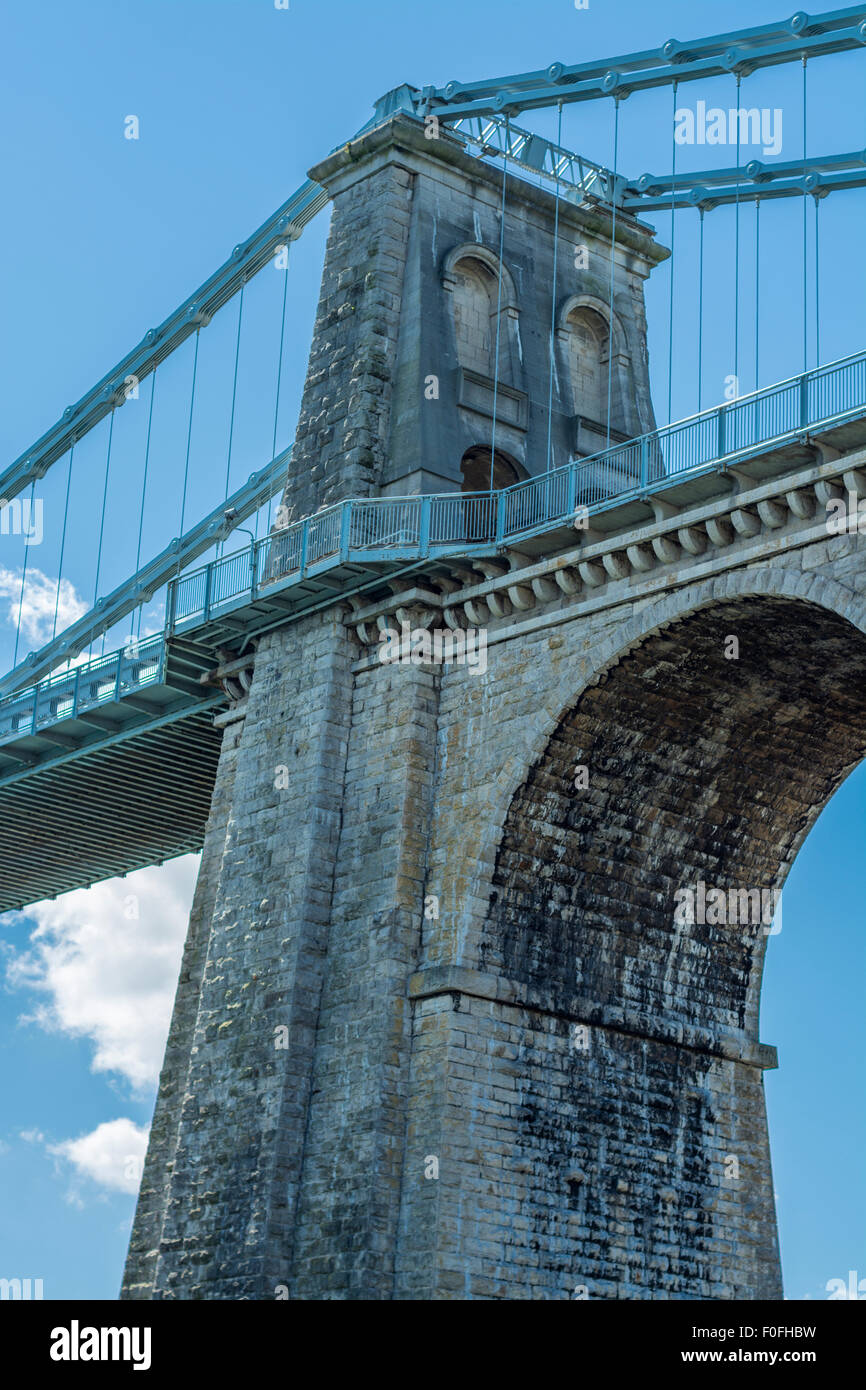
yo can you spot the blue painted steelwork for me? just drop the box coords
[448,115,620,203]
[0,694,225,910]
[0,183,330,506]
[0,635,167,750]
[0,90,421,507]
[420,7,866,121]
[624,150,866,211]
[2,346,865,780]
[168,346,866,631]
[5,10,865,507]
[0,451,290,699]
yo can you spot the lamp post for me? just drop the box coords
[223,510,258,595]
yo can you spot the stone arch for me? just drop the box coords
[443,244,519,381]
[448,568,866,961]
[557,293,624,348]
[431,569,866,1298]
[460,445,525,493]
[481,590,866,1022]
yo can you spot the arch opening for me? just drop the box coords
[474,594,866,1299]
[460,445,523,494]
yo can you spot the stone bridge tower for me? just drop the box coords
[122,104,866,1300]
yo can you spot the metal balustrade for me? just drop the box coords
[166,347,866,629]
[6,346,866,750]
[0,636,165,747]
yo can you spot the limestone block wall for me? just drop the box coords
[123,609,356,1298]
[397,996,777,1299]
[123,717,244,1298]
[277,113,667,516]
[125,469,866,1300]
[277,158,413,523]
[288,658,438,1298]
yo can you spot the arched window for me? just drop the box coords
[450,257,498,377]
[460,446,522,493]
[453,447,522,541]
[564,306,609,426]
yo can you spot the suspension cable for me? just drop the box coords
[265,250,291,538]
[545,102,564,474]
[755,199,761,391]
[667,82,678,423]
[133,369,157,640]
[490,116,510,490]
[273,256,290,461]
[605,97,620,449]
[178,328,201,551]
[52,440,75,643]
[12,479,37,668]
[697,208,705,413]
[92,408,115,657]
[222,283,244,553]
[802,56,809,372]
[734,74,742,392]
[814,194,821,368]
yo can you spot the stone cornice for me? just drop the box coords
[310,112,667,265]
[347,447,866,661]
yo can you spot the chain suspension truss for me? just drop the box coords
[7,7,865,506]
[0,182,325,508]
[4,8,866,693]
[445,111,866,213]
[448,114,617,203]
[418,6,866,120]
[625,149,866,211]
[8,6,866,507]
[0,106,393,509]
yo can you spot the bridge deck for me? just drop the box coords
[3,347,866,911]
[0,705,223,911]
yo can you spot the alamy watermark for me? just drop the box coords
[0,497,43,545]
[825,492,866,536]
[675,101,783,157]
[0,1277,43,1300]
[378,621,488,674]
[674,881,782,935]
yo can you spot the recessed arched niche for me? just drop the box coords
[563,303,610,427]
[443,245,519,382]
[460,445,524,493]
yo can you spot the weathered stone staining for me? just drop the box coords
[123,110,866,1302]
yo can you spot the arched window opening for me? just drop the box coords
[565,306,609,427]
[454,447,523,542]
[450,258,499,378]
[460,446,522,494]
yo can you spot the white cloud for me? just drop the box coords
[4,855,199,1092]
[0,564,87,646]
[50,1118,150,1197]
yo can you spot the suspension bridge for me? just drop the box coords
[0,4,843,1302]
[3,8,866,918]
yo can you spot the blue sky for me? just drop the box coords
[0,0,863,1300]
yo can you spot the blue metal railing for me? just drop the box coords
[168,347,866,628]
[5,346,866,752]
[0,636,165,749]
